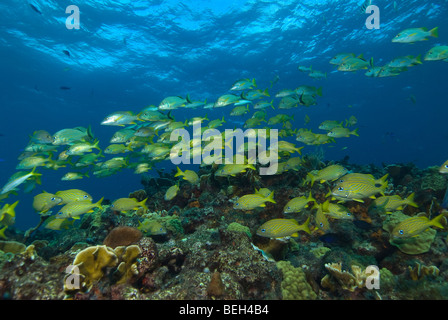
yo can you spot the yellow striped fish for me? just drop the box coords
[254,187,273,198]
[391,214,445,239]
[233,192,276,210]
[111,197,148,212]
[283,192,316,214]
[165,183,179,201]
[369,193,418,214]
[315,205,331,232]
[56,197,103,219]
[33,192,63,213]
[334,172,378,186]
[306,164,348,186]
[175,167,199,185]
[215,163,256,177]
[55,189,93,204]
[331,174,388,203]
[256,217,311,238]
[321,200,354,220]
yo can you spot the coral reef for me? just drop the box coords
[1,161,448,300]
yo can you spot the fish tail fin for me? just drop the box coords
[307,191,316,204]
[300,216,312,234]
[5,201,19,217]
[34,173,42,185]
[351,128,359,137]
[296,146,304,155]
[321,199,330,212]
[139,198,148,211]
[95,197,104,210]
[252,78,257,87]
[186,94,192,104]
[430,27,439,38]
[430,214,445,229]
[307,172,316,186]
[415,54,423,64]
[316,87,323,97]
[0,226,7,240]
[266,191,276,204]
[136,112,146,122]
[378,174,389,191]
[174,166,184,178]
[93,139,101,150]
[405,192,419,208]
[30,166,42,179]
[263,88,270,97]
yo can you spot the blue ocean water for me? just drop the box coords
[0,0,447,231]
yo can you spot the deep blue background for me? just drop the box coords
[0,0,447,230]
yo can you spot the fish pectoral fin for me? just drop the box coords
[291,233,299,237]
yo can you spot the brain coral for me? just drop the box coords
[103,226,142,249]
[276,260,317,300]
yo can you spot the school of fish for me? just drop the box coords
[0,21,445,244]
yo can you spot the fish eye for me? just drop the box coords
[346,212,351,216]
[83,195,89,199]
[319,222,324,227]
[261,228,266,233]
[287,206,290,210]
[399,229,404,235]
[235,203,239,206]
[57,212,63,215]
[51,197,56,201]
[338,187,344,191]
[445,165,448,168]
